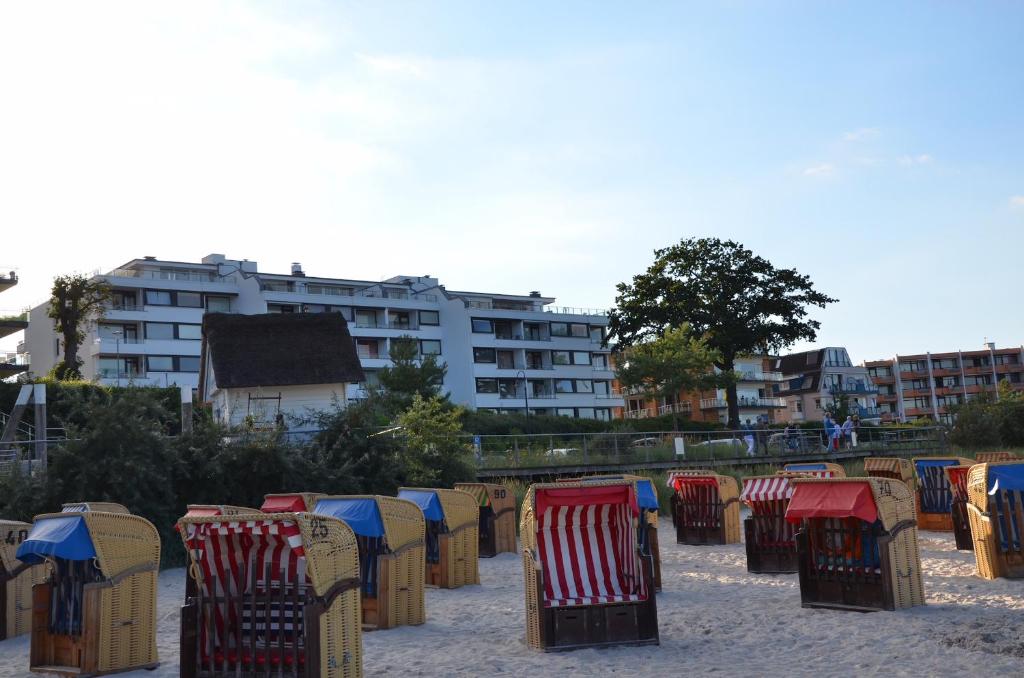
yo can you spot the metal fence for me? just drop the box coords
[464,426,949,471]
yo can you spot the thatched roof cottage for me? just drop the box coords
[199,312,365,431]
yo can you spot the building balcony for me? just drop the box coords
[828,383,879,395]
[0,271,16,292]
[736,370,784,382]
[0,310,28,340]
[994,363,1023,374]
[930,367,961,377]
[700,397,786,409]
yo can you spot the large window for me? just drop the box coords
[550,322,569,337]
[177,292,203,308]
[905,396,932,410]
[206,296,231,312]
[146,356,174,372]
[419,310,440,326]
[572,352,591,366]
[420,340,442,356]
[554,379,574,393]
[145,323,175,340]
[570,324,588,338]
[473,347,496,364]
[593,381,610,395]
[178,324,202,340]
[144,290,171,306]
[475,378,498,394]
[592,353,608,369]
[355,310,378,327]
[178,356,201,373]
[472,318,494,333]
[551,351,571,366]
[575,379,593,393]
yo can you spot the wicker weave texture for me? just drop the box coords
[792,477,925,609]
[400,488,480,589]
[673,473,741,543]
[967,461,1024,580]
[1,520,47,640]
[864,457,915,486]
[184,504,261,516]
[975,451,1017,463]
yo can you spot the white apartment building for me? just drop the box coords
[25,254,623,420]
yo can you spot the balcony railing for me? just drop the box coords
[0,310,28,322]
[107,268,223,283]
[828,383,879,395]
[97,369,144,379]
[735,370,784,382]
[544,306,608,317]
[355,349,389,360]
[700,397,786,409]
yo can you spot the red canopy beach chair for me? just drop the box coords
[741,474,805,573]
[671,473,740,545]
[521,480,658,651]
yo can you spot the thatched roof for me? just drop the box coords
[201,312,364,392]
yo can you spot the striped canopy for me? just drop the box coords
[741,476,794,504]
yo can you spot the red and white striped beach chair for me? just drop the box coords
[672,472,741,545]
[521,481,658,651]
[741,474,803,573]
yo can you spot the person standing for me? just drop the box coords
[823,414,834,451]
[841,416,854,449]
[743,419,755,456]
[851,414,861,447]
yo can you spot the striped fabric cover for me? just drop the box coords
[673,478,721,528]
[741,476,793,503]
[919,466,953,513]
[780,470,835,479]
[183,519,308,656]
[535,503,646,608]
[946,466,971,502]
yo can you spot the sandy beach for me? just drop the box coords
[2,517,1022,677]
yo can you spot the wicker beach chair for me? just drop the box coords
[944,465,975,551]
[912,457,972,531]
[261,493,325,513]
[178,511,363,678]
[781,463,846,478]
[60,502,130,514]
[314,496,426,630]
[397,488,479,589]
[966,461,1024,579]
[671,472,741,545]
[18,511,160,676]
[0,520,48,641]
[665,469,713,531]
[864,458,915,488]
[740,473,808,574]
[184,505,263,518]
[787,477,925,612]
[521,480,659,651]
[454,482,517,558]
[975,451,1018,463]
[558,475,663,591]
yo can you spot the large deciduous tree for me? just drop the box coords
[608,238,836,428]
[614,325,722,430]
[47,274,111,381]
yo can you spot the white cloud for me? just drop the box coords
[842,127,879,142]
[803,163,835,177]
[355,53,429,77]
[1010,196,1024,207]
[898,154,933,165]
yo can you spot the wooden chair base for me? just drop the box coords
[743,518,798,574]
[676,521,728,545]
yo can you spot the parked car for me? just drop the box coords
[630,437,662,448]
[546,447,581,456]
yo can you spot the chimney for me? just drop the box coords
[291,262,305,277]
[529,291,541,298]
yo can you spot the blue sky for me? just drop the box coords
[1,1,1022,362]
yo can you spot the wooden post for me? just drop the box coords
[32,384,46,469]
[179,386,193,434]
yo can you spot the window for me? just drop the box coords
[572,352,591,366]
[472,318,494,333]
[496,350,515,369]
[577,407,595,419]
[475,378,498,394]
[594,381,610,395]
[556,408,575,417]
[498,379,519,398]
[570,324,588,338]
[905,396,932,410]
[177,324,202,340]
[795,399,803,413]
[523,323,544,341]
[147,356,174,372]
[994,354,1019,366]
[355,339,379,359]
[575,379,593,393]
[177,292,203,308]
[473,347,496,364]
[145,323,175,340]
[206,296,231,312]
[814,399,822,410]
[420,340,442,356]
[550,322,569,337]
[419,310,440,326]
[145,290,171,306]
[178,356,200,373]
[555,379,574,393]
[592,354,608,369]
[932,358,958,370]
[525,351,545,369]
[595,408,611,422]
[589,326,605,342]
[308,284,352,296]
[552,351,571,366]
[355,310,378,327]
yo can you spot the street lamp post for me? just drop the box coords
[516,369,529,417]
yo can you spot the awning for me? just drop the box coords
[16,516,97,564]
[459,484,491,508]
[785,482,878,524]
[575,476,658,511]
[535,484,637,518]
[865,458,903,474]
[398,490,445,521]
[784,463,828,471]
[314,498,386,538]
[61,503,89,513]
[672,476,718,492]
[741,476,794,504]
[988,464,1024,494]
[261,495,308,513]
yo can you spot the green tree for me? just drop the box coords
[377,335,447,414]
[614,325,722,430]
[46,274,111,381]
[825,392,851,422]
[398,394,473,487]
[608,238,836,428]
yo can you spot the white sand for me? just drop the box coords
[2,519,1022,676]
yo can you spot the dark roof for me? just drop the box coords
[201,313,364,393]
[774,349,824,377]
